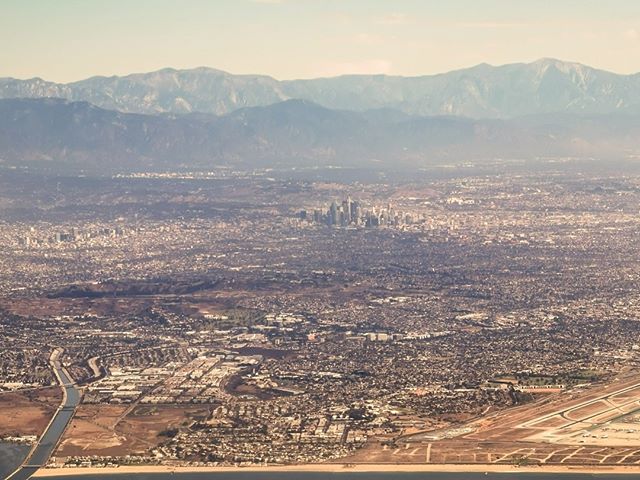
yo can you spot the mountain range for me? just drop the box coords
[2,97,640,173]
[2,59,640,118]
[2,59,640,174]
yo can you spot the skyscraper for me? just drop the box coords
[329,201,339,226]
[343,197,352,225]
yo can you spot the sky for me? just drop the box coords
[2,0,640,82]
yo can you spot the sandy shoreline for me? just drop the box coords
[33,463,640,476]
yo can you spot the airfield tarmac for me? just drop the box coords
[348,371,640,466]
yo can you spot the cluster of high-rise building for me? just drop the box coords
[300,196,414,228]
[19,226,133,248]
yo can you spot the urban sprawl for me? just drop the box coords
[4,166,640,469]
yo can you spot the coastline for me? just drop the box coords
[32,463,640,477]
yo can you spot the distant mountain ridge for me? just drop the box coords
[2,97,640,174]
[2,59,640,118]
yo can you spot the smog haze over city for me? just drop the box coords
[4,2,640,480]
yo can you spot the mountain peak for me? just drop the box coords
[530,57,594,73]
[533,57,568,66]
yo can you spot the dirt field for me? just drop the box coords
[0,387,61,437]
[56,404,213,457]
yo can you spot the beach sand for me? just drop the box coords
[33,463,640,477]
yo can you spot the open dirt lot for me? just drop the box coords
[56,404,213,457]
[0,387,60,437]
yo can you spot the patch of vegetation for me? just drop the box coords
[512,455,530,466]
[199,308,265,329]
[513,370,605,387]
[159,427,179,438]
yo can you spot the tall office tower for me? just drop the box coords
[329,201,339,225]
[351,200,359,223]
[343,197,352,224]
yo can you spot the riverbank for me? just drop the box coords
[32,463,640,477]
[0,442,31,479]
[7,350,82,480]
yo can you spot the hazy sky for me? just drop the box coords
[2,0,640,82]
